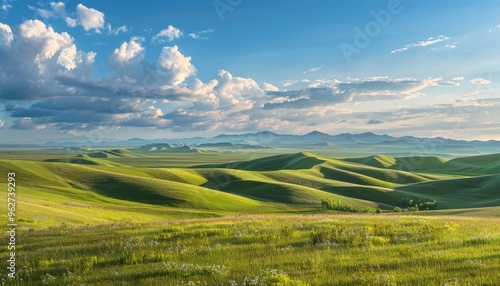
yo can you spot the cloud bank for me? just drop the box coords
[0,18,496,138]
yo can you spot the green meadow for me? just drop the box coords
[1,148,500,285]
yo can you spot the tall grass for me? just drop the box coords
[2,214,499,285]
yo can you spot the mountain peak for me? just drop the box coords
[255,131,278,136]
[306,130,330,136]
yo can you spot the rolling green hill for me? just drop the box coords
[199,152,327,171]
[86,148,147,158]
[1,151,499,228]
[345,154,399,168]
[136,144,206,153]
[45,155,129,167]
[197,142,269,149]
[345,153,500,176]
[137,143,175,151]
[396,174,500,208]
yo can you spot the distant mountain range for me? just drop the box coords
[1,131,500,155]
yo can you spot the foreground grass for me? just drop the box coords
[2,214,499,285]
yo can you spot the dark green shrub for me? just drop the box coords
[320,199,371,213]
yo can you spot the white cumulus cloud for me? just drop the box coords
[108,40,144,67]
[107,40,145,79]
[57,44,78,70]
[262,82,279,91]
[65,17,77,27]
[157,45,196,86]
[0,22,13,47]
[0,20,95,101]
[19,19,75,71]
[50,2,66,17]
[76,4,105,32]
[154,25,182,42]
[212,69,263,112]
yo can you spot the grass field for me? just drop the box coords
[1,149,500,285]
[3,214,500,285]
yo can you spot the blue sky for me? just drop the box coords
[1,0,500,143]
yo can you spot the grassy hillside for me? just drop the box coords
[1,151,500,229]
[396,174,500,208]
[86,149,147,158]
[345,155,448,170]
[346,153,500,176]
[0,160,263,227]
[1,149,500,285]
[199,152,327,171]
[136,145,206,153]
[2,214,499,285]
[44,155,128,167]
[197,142,269,149]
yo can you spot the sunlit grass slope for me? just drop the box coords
[396,174,500,208]
[345,153,500,176]
[0,160,263,227]
[2,214,499,285]
[1,151,500,229]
